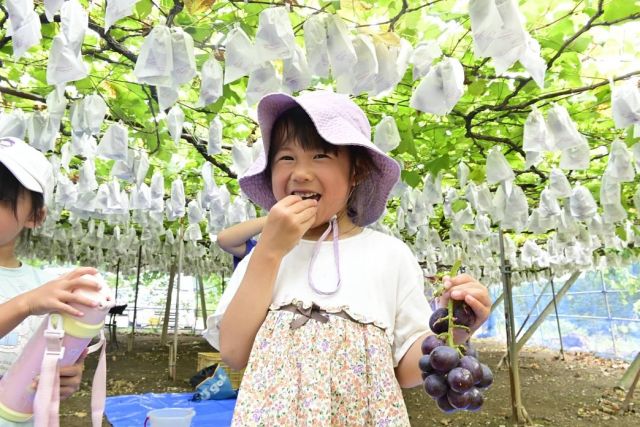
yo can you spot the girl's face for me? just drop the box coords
[271,139,355,232]
[0,191,38,247]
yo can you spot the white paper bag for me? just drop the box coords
[0,109,27,139]
[198,57,224,107]
[133,25,174,87]
[373,116,401,153]
[303,14,330,78]
[171,28,197,85]
[167,105,185,144]
[410,57,465,115]
[254,7,296,62]
[283,45,312,94]
[410,42,441,81]
[246,63,282,106]
[605,139,635,183]
[486,148,515,184]
[223,27,257,84]
[105,0,139,31]
[97,123,129,161]
[208,116,223,155]
[326,14,357,80]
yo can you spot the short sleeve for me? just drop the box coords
[202,253,252,350]
[232,239,257,269]
[391,251,431,366]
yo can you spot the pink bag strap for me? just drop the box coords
[33,320,108,427]
[87,331,107,427]
[33,315,64,427]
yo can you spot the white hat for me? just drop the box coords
[0,137,53,198]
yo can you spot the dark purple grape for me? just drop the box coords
[436,394,458,413]
[423,374,448,399]
[429,307,449,334]
[447,367,474,393]
[453,302,476,327]
[447,389,471,409]
[463,344,478,358]
[459,355,483,384]
[465,387,484,411]
[421,335,445,355]
[429,346,459,372]
[419,355,434,374]
[477,363,494,389]
[421,371,429,380]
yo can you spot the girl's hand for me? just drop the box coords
[58,349,87,399]
[21,267,101,317]
[32,349,88,399]
[438,273,491,334]
[260,195,318,256]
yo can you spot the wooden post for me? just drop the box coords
[169,225,184,381]
[490,292,504,313]
[622,358,640,413]
[198,275,208,329]
[114,259,120,301]
[160,262,177,346]
[548,274,565,360]
[128,245,143,352]
[498,229,530,425]
[618,352,640,391]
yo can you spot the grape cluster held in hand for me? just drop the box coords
[420,272,493,413]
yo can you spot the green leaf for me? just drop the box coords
[468,165,486,183]
[467,80,487,97]
[603,0,640,21]
[135,0,153,19]
[616,225,627,242]
[401,170,421,187]
[424,155,450,175]
[567,35,592,53]
[75,77,94,91]
[452,199,467,213]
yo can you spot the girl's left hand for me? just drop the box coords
[32,349,87,399]
[438,273,491,334]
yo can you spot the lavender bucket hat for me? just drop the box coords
[239,91,401,226]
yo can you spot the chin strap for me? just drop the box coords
[308,215,342,295]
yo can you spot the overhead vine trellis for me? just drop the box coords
[0,0,639,287]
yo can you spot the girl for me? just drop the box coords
[204,91,491,425]
[0,137,100,410]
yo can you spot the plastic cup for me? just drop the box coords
[145,408,195,427]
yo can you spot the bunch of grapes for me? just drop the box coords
[419,263,493,413]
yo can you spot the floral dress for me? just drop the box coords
[231,308,411,426]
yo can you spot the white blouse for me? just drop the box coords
[204,228,432,366]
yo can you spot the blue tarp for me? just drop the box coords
[105,392,236,427]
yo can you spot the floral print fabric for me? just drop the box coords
[231,309,410,426]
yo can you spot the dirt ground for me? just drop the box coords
[59,334,639,426]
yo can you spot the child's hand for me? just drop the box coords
[59,349,87,399]
[21,267,101,317]
[261,195,317,256]
[32,349,88,399]
[439,273,491,333]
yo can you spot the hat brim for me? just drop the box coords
[239,92,400,226]
[0,157,44,194]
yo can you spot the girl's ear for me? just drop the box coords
[24,207,47,229]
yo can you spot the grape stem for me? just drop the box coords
[445,260,461,348]
[446,298,455,347]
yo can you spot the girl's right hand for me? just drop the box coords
[260,195,318,256]
[20,267,102,317]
